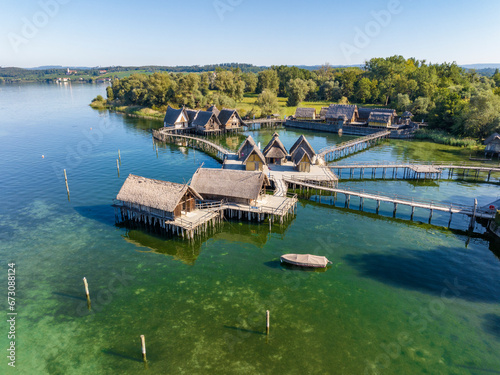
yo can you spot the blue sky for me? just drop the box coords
[2,0,500,68]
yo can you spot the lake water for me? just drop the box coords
[1,83,499,375]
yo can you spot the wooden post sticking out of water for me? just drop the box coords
[266,310,270,335]
[116,159,120,176]
[83,277,91,309]
[118,149,121,164]
[63,169,70,200]
[140,335,147,363]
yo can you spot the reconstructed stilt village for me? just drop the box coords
[114,103,500,241]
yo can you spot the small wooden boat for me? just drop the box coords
[280,254,332,268]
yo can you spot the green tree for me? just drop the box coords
[286,78,310,106]
[396,93,411,112]
[456,90,500,137]
[355,77,372,103]
[256,89,279,116]
[241,72,258,93]
[257,70,279,94]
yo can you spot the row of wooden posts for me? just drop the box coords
[81,278,270,364]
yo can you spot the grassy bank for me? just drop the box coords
[414,129,482,148]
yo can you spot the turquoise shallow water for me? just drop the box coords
[0,84,499,375]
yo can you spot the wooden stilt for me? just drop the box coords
[140,335,147,363]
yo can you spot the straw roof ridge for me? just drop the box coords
[295,107,316,118]
[207,105,220,117]
[291,146,311,165]
[116,174,202,213]
[368,112,392,123]
[326,104,357,120]
[263,135,288,156]
[237,135,256,155]
[484,132,500,145]
[289,135,316,157]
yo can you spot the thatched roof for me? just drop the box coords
[190,168,267,201]
[207,105,220,117]
[484,132,500,145]
[319,107,328,118]
[237,135,257,158]
[185,108,199,123]
[295,107,316,118]
[192,111,221,128]
[357,107,373,120]
[326,104,357,120]
[368,112,392,124]
[265,146,287,159]
[164,105,188,126]
[263,133,288,157]
[289,135,316,158]
[218,109,243,126]
[291,147,312,165]
[402,111,413,118]
[116,174,202,213]
[242,144,266,165]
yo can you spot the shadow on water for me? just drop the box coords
[102,349,143,363]
[344,247,500,303]
[74,205,116,227]
[482,314,500,341]
[223,325,265,335]
[52,292,86,301]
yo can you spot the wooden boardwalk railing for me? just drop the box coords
[152,130,233,156]
[282,177,496,230]
[318,130,390,161]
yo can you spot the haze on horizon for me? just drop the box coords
[2,0,500,68]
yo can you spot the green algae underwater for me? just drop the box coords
[0,84,499,375]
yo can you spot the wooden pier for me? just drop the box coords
[328,162,500,182]
[244,118,285,129]
[318,130,390,162]
[282,177,496,231]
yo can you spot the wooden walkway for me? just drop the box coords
[152,130,233,160]
[328,162,500,182]
[282,176,496,230]
[318,130,390,162]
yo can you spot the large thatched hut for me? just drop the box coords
[218,109,244,132]
[295,107,316,120]
[263,132,288,165]
[325,104,358,124]
[190,168,269,205]
[192,110,222,134]
[368,112,392,127]
[292,147,313,172]
[115,174,203,220]
[237,136,266,171]
[289,135,316,160]
[164,105,190,128]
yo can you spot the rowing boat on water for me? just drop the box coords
[280,254,332,268]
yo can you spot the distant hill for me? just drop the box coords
[460,63,500,70]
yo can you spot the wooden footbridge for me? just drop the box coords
[152,130,233,160]
[318,130,390,162]
[282,176,496,231]
[328,162,500,182]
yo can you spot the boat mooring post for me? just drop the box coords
[116,159,120,177]
[266,310,270,335]
[140,335,147,363]
[63,169,70,200]
[118,149,121,165]
[83,277,91,309]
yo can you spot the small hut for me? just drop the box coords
[295,107,316,120]
[242,145,266,171]
[192,111,222,134]
[368,112,392,127]
[485,133,500,155]
[218,109,244,132]
[190,168,269,206]
[289,134,316,162]
[325,104,358,124]
[115,174,203,220]
[164,105,189,128]
[207,105,220,117]
[292,147,313,172]
[237,135,257,159]
[263,132,288,165]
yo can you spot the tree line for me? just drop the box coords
[98,56,500,139]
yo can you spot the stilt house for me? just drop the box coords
[295,107,317,120]
[192,110,222,134]
[164,106,190,128]
[115,174,203,220]
[237,136,266,171]
[263,132,288,165]
[326,104,358,124]
[190,168,269,206]
[485,133,500,155]
[218,109,244,132]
